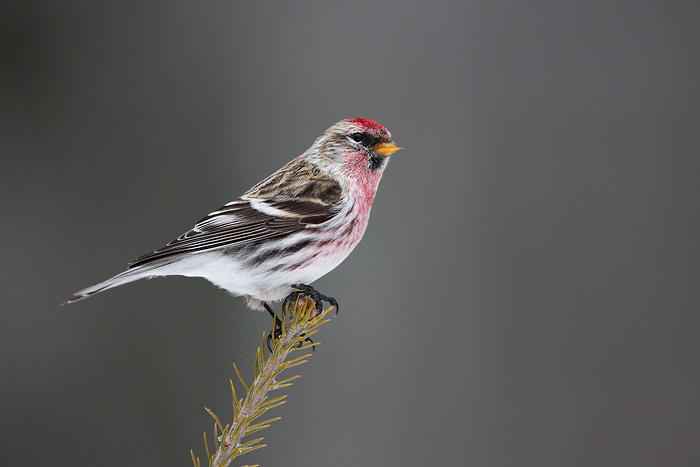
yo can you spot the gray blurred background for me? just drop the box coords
[2,1,699,466]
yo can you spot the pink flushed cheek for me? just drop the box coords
[341,150,384,200]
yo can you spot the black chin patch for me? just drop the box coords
[367,154,385,171]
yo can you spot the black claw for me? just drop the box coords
[265,311,316,352]
[288,283,340,315]
[264,302,282,353]
[282,292,299,312]
[266,318,282,353]
[299,333,316,352]
[268,286,335,353]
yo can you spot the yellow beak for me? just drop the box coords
[374,141,403,156]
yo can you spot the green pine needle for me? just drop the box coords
[194,297,332,467]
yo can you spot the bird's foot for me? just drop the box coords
[264,302,283,352]
[264,301,316,352]
[284,283,339,315]
[265,319,317,352]
[298,333,316,352]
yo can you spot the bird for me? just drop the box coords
[66,118,402,316]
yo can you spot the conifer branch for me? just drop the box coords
[191,296,332,467]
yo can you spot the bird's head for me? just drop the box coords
[307,118,403,181]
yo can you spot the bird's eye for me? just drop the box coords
[351,132,364,143]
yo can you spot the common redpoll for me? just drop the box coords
[67,118,402,312]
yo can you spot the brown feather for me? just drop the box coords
[127,162,342,268]
[246,157,342,204]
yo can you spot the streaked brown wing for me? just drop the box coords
[128,198,336,268]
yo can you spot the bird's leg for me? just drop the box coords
[284,283,340,316]
[263,301,279,321]
[280,285,340,352]
[264,302,283,352]
[264,300,315,352]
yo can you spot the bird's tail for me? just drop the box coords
[63,260,177,304]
